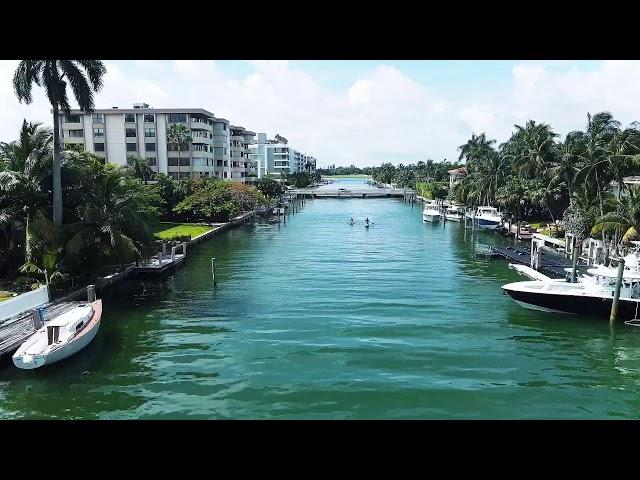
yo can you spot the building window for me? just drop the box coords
[93,128,104,137]
[145,142,156,152]
[146,157,157,166]
[125,128,136,137]
[216,160,223,167]
[168,158,191,167]
[168,113,187,123]
[144,114,155,123]
[144,127,156,137]
[68,129,84,138]
[92,113,104,123]
[126,143,137,152]
[224,161,228,167]
[124,113,135,123]
[223,172,227,178]
[66,114,81,123]
[94,143,105,152]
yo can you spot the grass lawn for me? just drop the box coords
[152,223,214,240]
[323,174,371,179]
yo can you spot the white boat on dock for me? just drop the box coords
[422,201,441,222]
[474,206,502,230]
[444,205,463,222]
[12,299,102,369]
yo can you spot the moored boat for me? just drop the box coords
[444,205,463,222]
[12,300,102,369]
[502,261,640,320]
[422,201,441,222]
[474,206,502,230]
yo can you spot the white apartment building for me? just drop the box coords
[250,133,317,179]
[57,103,256,182]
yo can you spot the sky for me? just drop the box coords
[1,60,640,168]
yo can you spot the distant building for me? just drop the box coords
[611,176,640,198]
[448,167,467,190]
[250,133,317,179]
[57,103,256,183]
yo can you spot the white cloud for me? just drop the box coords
[2,60,640,167]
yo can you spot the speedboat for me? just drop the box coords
[13,300,102,369]
[422,201,441,222]
[474,206,502,230]
[444,205,463,222]
[501,259,640,320]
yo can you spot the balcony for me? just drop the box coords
[191,119,212,131]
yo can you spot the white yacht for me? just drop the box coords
[502,250,640,320]
[444,205,463,222]
[474,206,502,230]
[422,201,441,223]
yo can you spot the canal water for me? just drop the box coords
[2,178,640,419]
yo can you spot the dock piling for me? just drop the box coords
[570,246,579,283]
[610,258,625,323]
[211,257,217,286]
[87,284,96,302]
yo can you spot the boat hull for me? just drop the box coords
[476,218,501,230]
[13,300,102,369]
[503,287,640,320]
[444,215,462,222]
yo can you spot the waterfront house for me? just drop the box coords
[448,167,467,190]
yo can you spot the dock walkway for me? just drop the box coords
[488,244,588,279]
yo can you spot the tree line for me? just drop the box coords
[451,112,640,247]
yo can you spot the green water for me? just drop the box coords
[2,179,640,419]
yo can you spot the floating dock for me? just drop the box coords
[488,244,588,279]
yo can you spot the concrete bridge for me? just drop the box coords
[290,188,415,199]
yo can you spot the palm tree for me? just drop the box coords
[12,60,106,226]
[605,127,640,199]
[547,131,586,204]
[0,120,53,265]
[167,123,192,181]
[126,154,154,184]
[576,112,621,217]
[65,167,156,275]
[501,120,559,177]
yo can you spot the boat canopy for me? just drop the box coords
[587,267,640,281]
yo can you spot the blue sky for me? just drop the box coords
[0,60,637,167]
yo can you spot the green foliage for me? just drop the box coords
[282,171,320,188]
[153,223,213,241]
[416,182,447,200]
[256,175,284,198]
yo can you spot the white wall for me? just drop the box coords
[105,113,126,165]
[0,286,49,321]
[157,114,168,174]
[83,114,93,151]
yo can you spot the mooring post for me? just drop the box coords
[32,307,43,329]
[211,257,217,286]
[610,258,626,323]
[570,243,579,283]
[87,284,96,302]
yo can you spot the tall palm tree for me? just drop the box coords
[167,123,192,181]
[501,120,559,177]
[12,60,106,226]
[547,130,586,204]
[605,127,640,199]
[576,112,620,217]
[0,120,53,264]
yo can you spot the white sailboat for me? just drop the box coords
[12,300,102,369]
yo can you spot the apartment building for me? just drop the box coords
[250,133,317,179]
[57,103,255,182]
